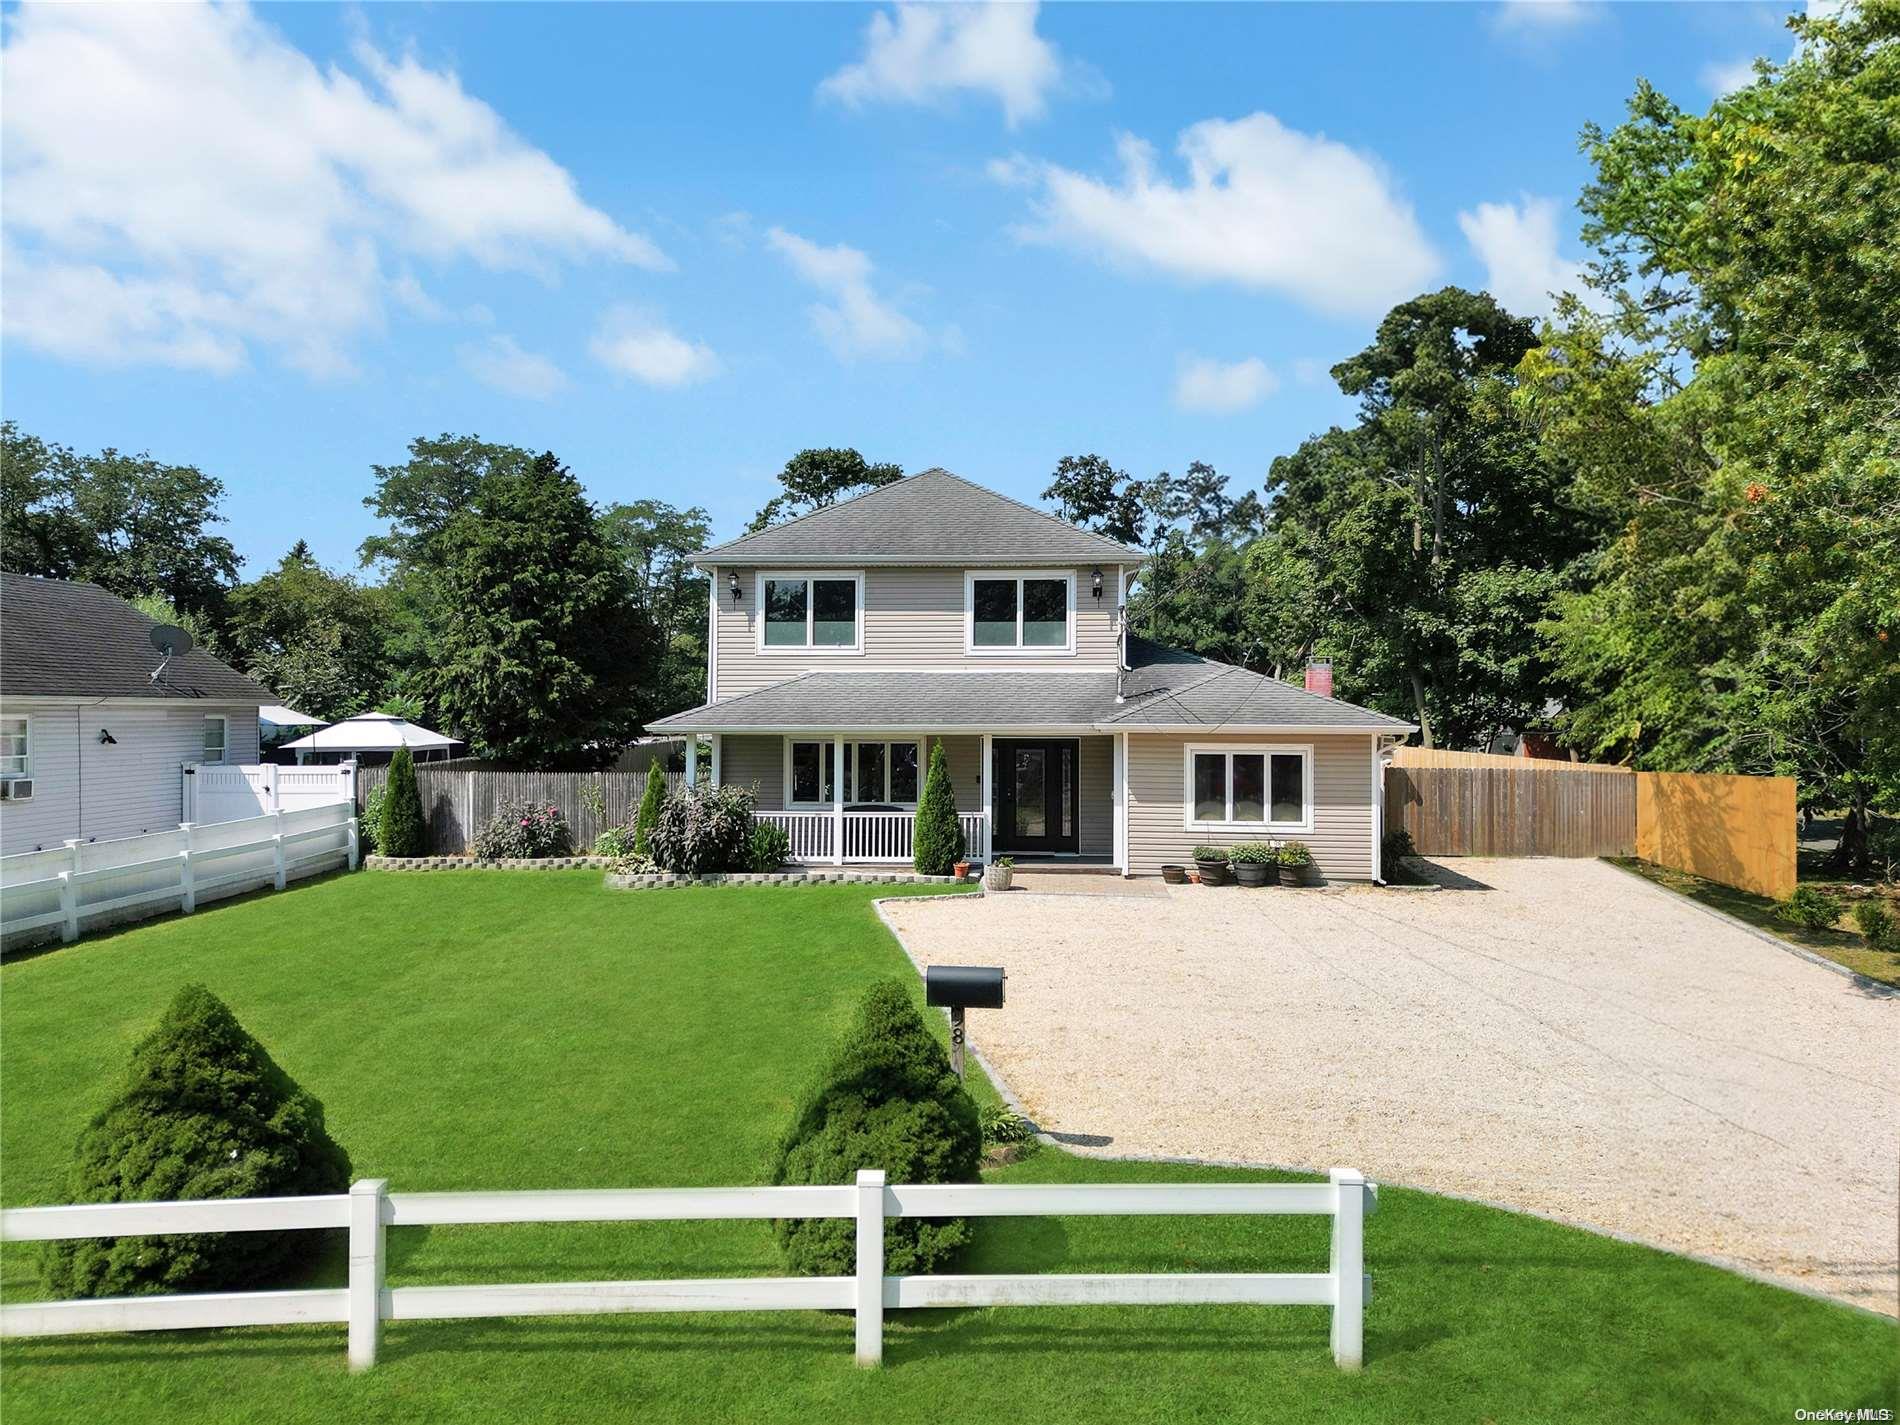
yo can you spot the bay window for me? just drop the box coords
[758,571,862,652]
[1184,744,1311,830]
[966,571,1074,653]
[787,738,923,806]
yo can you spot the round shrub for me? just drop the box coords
[912,742,964,876]
[1853,899,1897,952]
[472,801,571,860]
[770,979,981,1277]
[648,784,755,874]
[378,745,427,857]
[42,984,352,1299]
[1776,885,1844,931]
[749,819,792,872]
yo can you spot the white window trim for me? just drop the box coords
[756,570,864,656]
[964,570,1076,657]
[782,737,922,807]
[0,713,31,779]
[202,714,229,766]
[1181,742,1314,834]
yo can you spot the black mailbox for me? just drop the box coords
[926,965,1005,1010]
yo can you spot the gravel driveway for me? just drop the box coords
[882,859,1900,1315]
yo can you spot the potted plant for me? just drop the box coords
[1160,864,1188,884]
[1192,845,1232,887]
[953,857,972,881]
[1227,842,1276,887]
[1277,840,1316,886]
[984,856,1015,892]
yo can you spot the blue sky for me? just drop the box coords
[1,1,1803,574]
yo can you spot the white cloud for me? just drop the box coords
[1701,57,1762,96]
[590,307,722,388]
[0,2,666,377]
[819,2,1087,127]
[1490,0,1595,33]
[458,334,566,400]
[1173,355,1278,414]
[1457,195,1584,319]
[766,227,930,360]
[993,114,1439,318]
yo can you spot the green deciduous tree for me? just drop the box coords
[599,498,713,717]
[747,448,902,532]
[226,544,406,721]
[42,984,351,1299]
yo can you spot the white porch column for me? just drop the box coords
[709,734,723,788]
[1112,731,1128,875]
[980,734,993,859]
[832,735,846,866]
[685,738,698,788]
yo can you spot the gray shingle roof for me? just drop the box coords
[0,573,273,703]
[650,636,1414,734]
[694,469,1146,568]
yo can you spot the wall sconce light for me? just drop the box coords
[1091,568,1104,600]
[98,728,117,745]
[728,571,742,603]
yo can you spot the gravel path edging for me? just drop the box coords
[1601,858,1898,998]
[869,888,1898,1323]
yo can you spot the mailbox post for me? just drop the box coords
[924,965,1005,1079]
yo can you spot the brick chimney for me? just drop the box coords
[1305,659,1333,697]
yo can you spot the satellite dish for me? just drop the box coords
[150,624,195,658]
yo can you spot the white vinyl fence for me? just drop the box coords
[0,802,357,946]
[183,762,357,824]
[0,1170,1375,1371]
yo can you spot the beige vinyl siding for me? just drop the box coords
[719,735,784,810]
[0,703,262,856]
[1124,731,1377,882]
[713,565,1123,698]
[1077,735,1113,856]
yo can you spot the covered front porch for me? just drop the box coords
[687,731,1118,869]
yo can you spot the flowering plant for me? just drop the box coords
[473,800,572,859]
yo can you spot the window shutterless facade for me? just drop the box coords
[785,738,922,806]
[1,716,28,778]
[202,715,228,764]
[964,571,1075,655]
[757,571,863,653]
[1182,744,1312,832]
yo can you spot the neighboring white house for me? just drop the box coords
[0,573,271,855]
[278,712,461,766]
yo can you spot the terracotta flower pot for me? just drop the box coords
[954,861,971,881]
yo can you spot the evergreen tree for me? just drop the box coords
[634,761,667,857]
[912,741,963,875]
[378,745,426,857]
[769,979,981,1276]
[42,985,352,1298]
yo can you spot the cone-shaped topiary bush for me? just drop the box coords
[41,984,353,1299]
[912,741,964,876]
[634,761,667,857]
[769,978,981,1276]
[378,744,426,857]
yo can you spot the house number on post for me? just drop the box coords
[923,965,1005,1080]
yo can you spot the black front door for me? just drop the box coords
[993,739,1078,854]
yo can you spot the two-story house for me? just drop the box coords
[648,470,1413,879]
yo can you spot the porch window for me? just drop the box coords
[203,716,228,765]
[759,572,861,652]
[1,717,28,778]
[967,572,1073,653]
[787,739,922,806]
[789,741,840,804]
[1184,744,1311,830]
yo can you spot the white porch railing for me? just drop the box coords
[0,1170,1375,1371]
[754,811,990,865]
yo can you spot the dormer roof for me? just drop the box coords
[693,468,1146,568]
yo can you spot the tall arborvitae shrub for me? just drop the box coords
[634,761,667,857]
[42,985,352,1299]
[912,741,963,875]
[769,979,981,1276]
[378,745,426,857]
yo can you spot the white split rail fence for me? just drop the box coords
[0,1170,1375,1371]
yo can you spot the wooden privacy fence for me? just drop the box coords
[355,768,686,855]
[0,1170,1378,1372]
[1637,772,1796,901]
[1384,760,1638,858]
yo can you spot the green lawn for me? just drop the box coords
[2,872,1894,1424]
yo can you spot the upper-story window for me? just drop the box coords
[202,715,228,764]
[1,716,29,778]
[965,571,1074,655]
[757,571,862,654]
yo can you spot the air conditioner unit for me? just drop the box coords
[1,778,34,802]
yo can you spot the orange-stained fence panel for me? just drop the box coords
[1635,772,1797,901]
